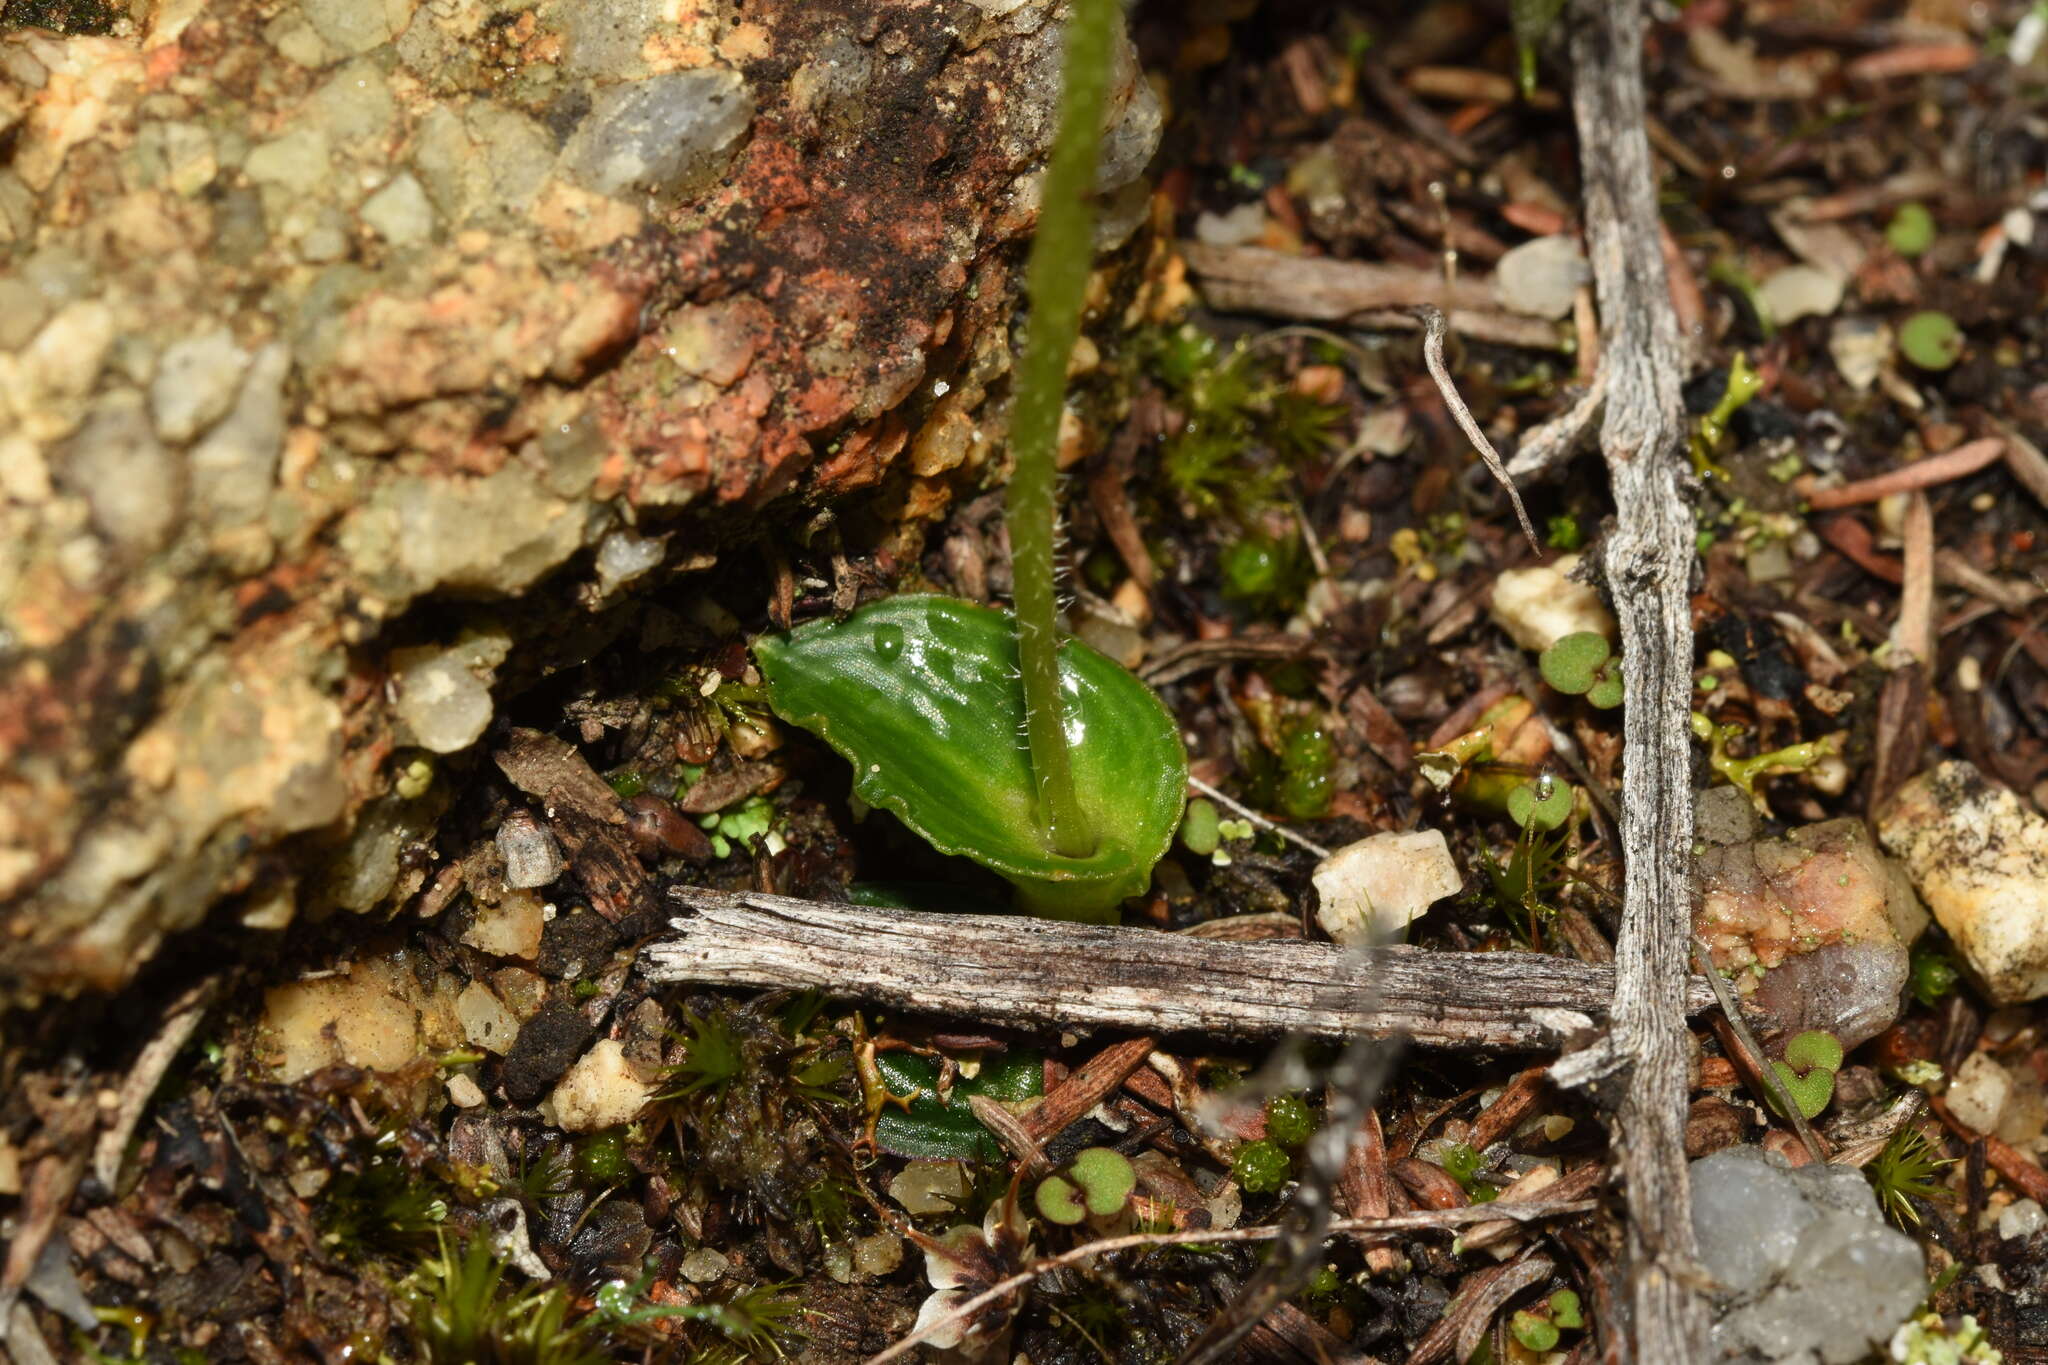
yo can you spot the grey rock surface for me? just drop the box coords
[1691,1145,1924,1364]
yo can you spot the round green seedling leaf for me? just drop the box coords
[1549,1289,1583,1329]
[1034,1174,1087,1225]
[1886,202,1935,257]
[1783,1030,1843,1075]
[1586,673,1625,710]
[1769,1060,1836,1120]
[1507,777,1573,831]
[1068,1147,1137,1217]
[757,596,1188,920]
[1180,798,1221,857]
[1898,311,1963,371]
[1512,1311,1561,1353]
[1540,632,1613,695]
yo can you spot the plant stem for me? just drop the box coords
[1008,0,1117,859]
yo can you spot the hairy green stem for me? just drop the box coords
[1008,0,1117,860]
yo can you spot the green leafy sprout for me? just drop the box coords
[1886,203,1936,257]
[1909,945,1961,1008]
[1506,773,1573,831]
[1232,1139,1291,1194]
[1690,351,1763,481]
[753,0,1190,923]
[402,1234,609,1365]
[1263,1094,1316,1149]
[659,1009,747,1102]
[1691,711,1843,813]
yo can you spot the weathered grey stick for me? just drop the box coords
[1567,0,1710,1358]
[648,889,1715,1049]
[1180,242,1569,351]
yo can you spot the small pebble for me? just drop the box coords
[1312,830,1462,947]
[1998,1198,2046,1242]
[680,1248,730,1284]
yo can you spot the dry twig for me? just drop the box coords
[1415,304,1542,552]
[649,890,1718,1049]
[1797,436,2005,509]
[1561,0,1710,1355]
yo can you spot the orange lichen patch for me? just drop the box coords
[13,35,146,192]
[316,253,644,413]
[530,179,646,252]
[814,413,908,496]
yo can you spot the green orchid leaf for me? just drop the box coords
[757,596,1187,920]
[871,1049,1043,1161]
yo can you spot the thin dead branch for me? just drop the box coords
[1797,436,2005,509]
[1416,304,1541,552]
[649,890,1718,1048]
[1181,243,1570,350]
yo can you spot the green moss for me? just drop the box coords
[1232,1139,1291,1194]
[1,0,118,32]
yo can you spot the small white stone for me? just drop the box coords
[1193,201,1268,248]
[593,529,665,594]
[1998,1198,2046,1242]
[1313,829,1462,947]
[495,814,564,891]
[853,1232,904,1278]
[461,887,547,959]
[1829,318,1891,393]
[1494,235,1590,319]
[150,327,249,442]
[541,1039,655,1132]
[888,1160,971,1216]
[456,981,519,1053]
[446,1073,486,1108]
[681,1248,730,1284]
[1757,265,1844,326]
[1488,554,1616,653]
[392,640,498,754]
[361,172,435,245]
[1946,1052,2012,1136]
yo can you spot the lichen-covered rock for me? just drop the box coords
[1878,761,2048,1004]
[0,0,1163,993]
[1696,818,1926,1048]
